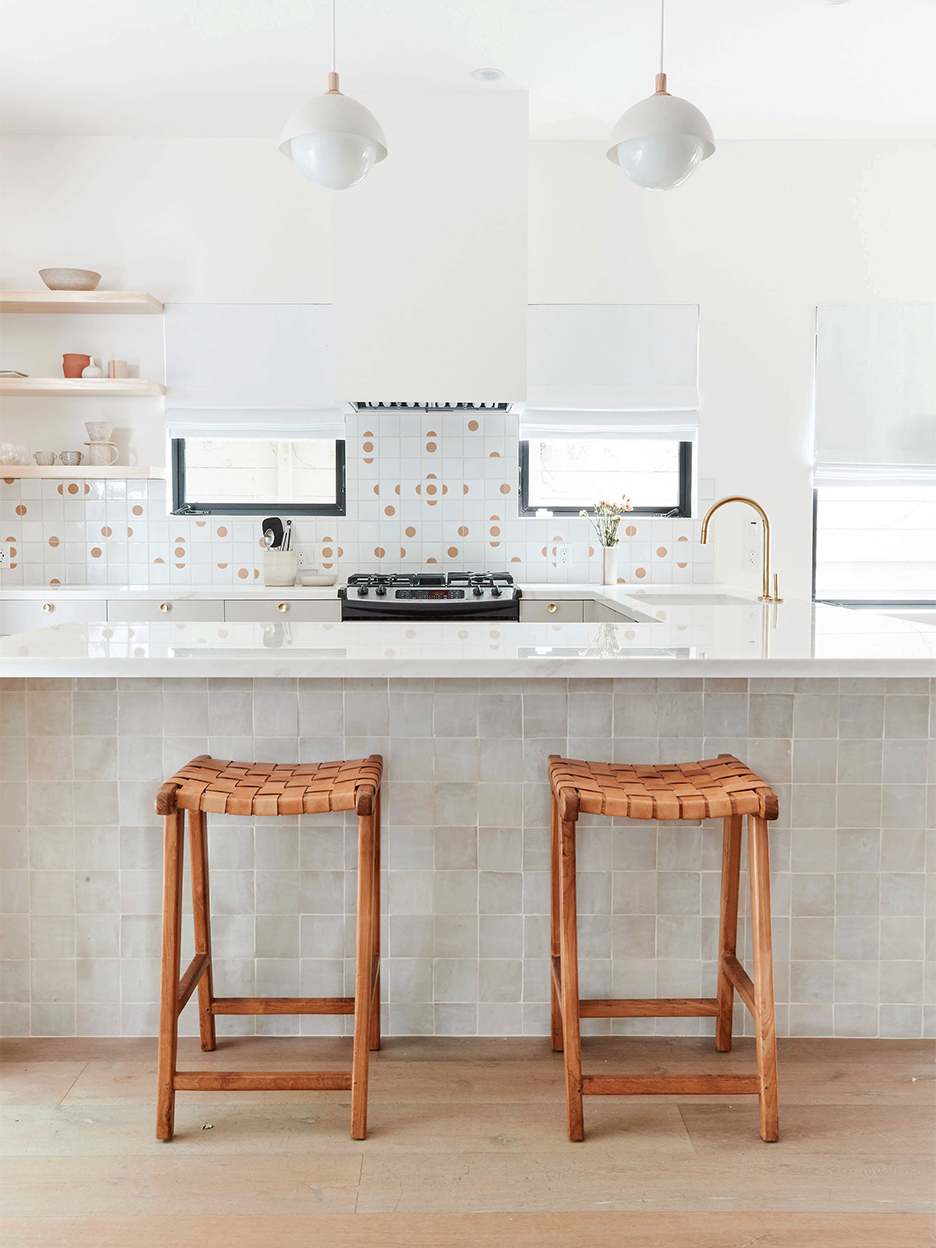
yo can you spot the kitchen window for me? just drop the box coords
[171,437,346,516]
[812,469,936,606]
[519,437,692,516]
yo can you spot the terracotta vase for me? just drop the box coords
[62,353,91,378]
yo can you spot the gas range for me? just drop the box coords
[338,572,521,621]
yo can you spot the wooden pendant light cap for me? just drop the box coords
[327,71,341,94]
[654,72,669,95]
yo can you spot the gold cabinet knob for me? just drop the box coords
[278,602,289,612]
[42,602,54,612]
[547,603,557,613]
[159,602,171,612]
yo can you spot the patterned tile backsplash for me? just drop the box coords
[1,675,932,1039]
[1,411,716,585]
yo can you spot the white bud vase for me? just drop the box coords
[602,545,618,586]
[81,358,103,379]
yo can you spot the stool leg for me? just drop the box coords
[188,809,216,1052]
[715,814,743,1052]
[748,815,779,1142]
[156,811,185,1141]
[351,805,377,1139]
[369,790,382,1052]
[549,793,563,1051]
[559,814,584,1141]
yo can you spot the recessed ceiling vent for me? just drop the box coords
[350,401,512,414]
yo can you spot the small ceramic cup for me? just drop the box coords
[59,451,84,466]
[85,421,113,443]
[85,443,119,466]
[33,451,57,466]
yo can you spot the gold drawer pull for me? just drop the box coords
[547,603,557,613]
[160,602,171,612]
[42,602,54,612]
[278,602,290,612]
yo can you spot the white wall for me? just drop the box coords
[2,135,933,595]
[529,140,936,597]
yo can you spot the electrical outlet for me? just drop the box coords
[0,541,11,568]
[743,520,759,568]
[557,544,572,567]
[294,544,316,569]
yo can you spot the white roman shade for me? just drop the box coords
[166,408,346,441]
[523,304,699,441]
[815,305,936,466]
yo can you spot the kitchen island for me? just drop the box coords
[1,588,932,1043]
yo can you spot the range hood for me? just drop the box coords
[331,92,528,407]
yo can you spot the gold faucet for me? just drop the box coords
[699,496,783,602]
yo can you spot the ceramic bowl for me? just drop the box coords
[0,443,29,465]
[299,574,338,587]
[39,268,102,292]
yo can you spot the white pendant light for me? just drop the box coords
[279,0,387,190]
[606,0,714,190]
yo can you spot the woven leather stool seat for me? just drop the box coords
[549,754,778,822]
[156,755,383,817]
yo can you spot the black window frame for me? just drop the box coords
[170,437,346,517]
[518,438,693,518]
[810,486,936,610]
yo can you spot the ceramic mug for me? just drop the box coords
[59,451,84,466]
[85,443,119,466]
[33,451,57,466]
[62,354,91,379]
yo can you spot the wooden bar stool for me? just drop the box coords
[154,753,382,1142]
[548,753,779,1143]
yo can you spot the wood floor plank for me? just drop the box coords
[1,1099,694,1157]
[2,1212,933,1248]
[680,1103,936,1156]
[0,1155,362,1218]
[0,1063,87,1105]
[353,1150,934,1214]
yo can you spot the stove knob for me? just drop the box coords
[491,585,502,597]
[376,584,387,596]
[473,584,484,597]
[357,585,369,596]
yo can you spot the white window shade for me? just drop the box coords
[520,408,696,441]
[815,305,936,465]
[527,304,699,412]
[166,408,345,441]
[165,303,336,409]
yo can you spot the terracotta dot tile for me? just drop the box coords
[91,547,102,558]
[67,484,79,494]
[463,484,469,494]
[47,536,60,547]
[322,547,333,558]
[625,524,637,536]
[677,534,689,542]
[216,525,228,537]
[499,483,511,494]
[384,505,395,516]
[49,578,61,585]
[468,420,479,431]
[217,562,228,569]
[657,546,667,557]
[458,525,469,537]
[677,561,688,569]
[15,504,26,516]
[363,441,374,453]
[196,520,207,528]
[153,557,165,564]
[102,526,112,537]
[132,505,144,516]
[635,567,646,578]
[447,546,458,558]
[489,450,500,457]
[237,568,249,578]
[426,442,437,453]
[489,525,500,536]
[174,547,185,558]
[375,546,385,557]
[405,526,416,538]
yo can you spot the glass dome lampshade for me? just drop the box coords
[607,74,715,191]
[280,73,387,190]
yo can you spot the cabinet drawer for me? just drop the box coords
[224,599,341,623]
[106,601,224,622]
[0,598,107,635]
[520,600,584,623]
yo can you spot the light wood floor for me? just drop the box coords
[1,1036,933,1247]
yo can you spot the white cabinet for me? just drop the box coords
[0,598,107,635]
[223,600,341,623]
[520,600,585,623]
[106,601,224,622]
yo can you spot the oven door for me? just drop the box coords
[340,594,520,622]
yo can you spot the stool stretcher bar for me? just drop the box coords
[173,1071,353,1092]
[210,997,356,1015]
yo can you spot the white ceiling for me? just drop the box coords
[2,0,934,139]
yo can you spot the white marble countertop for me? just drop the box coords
[2,596,934,677]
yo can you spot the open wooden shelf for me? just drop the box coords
[0,377,165,398]
[0,290,164,315]
[0,465,166,479]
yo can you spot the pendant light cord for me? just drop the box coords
[331,0,336,73]
[659,0,665,74]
